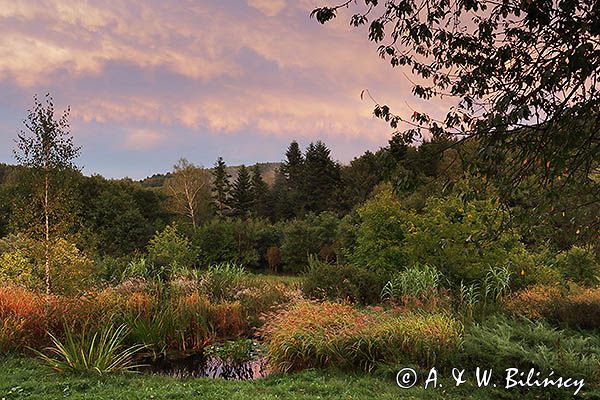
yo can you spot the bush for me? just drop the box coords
[460,316,600,382]
[260,301,463,372]
[401,195,521,283]
[0,249,42,291]
[147,225,195,270]
[555,245,600,286]
[0,235,93,295]
[507,249,563,289]
[505,285,600,330]
[280,212,340,273]
[504,284,562,320]
[193,218,279,269]
[348,189,407,273]
[301,257,385,305]
[554,287,600,330]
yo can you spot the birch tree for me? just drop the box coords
[13,94,80,294]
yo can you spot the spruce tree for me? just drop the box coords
[303,141,340,213]
[229,165,253,218]
[211,157,231,217]
[280,141,305,216]
[250,164,269,218]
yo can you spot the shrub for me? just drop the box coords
[0,249,42,290]
[280,212,340,273]
[504,284,562,319]
[147,225,195,270]
[401,195,521,283]
[260,301,463,372]
[555,245,600,286]
[554,287,600,330]
[302,257,385,305]
[193,219,278,269]
[505,285,600,330]
[507,249,563,289]
[0,236,93,295]
[348,189,407,273]
[460,316,600,382]
[36,324,144,374]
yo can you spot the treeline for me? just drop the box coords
[1,133,597,275]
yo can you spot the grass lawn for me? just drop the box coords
[0,357,595,400]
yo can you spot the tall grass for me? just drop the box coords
[201,263,247,302]
[36,324,144,374]
[260,301,463,372]
[381,263,442,303]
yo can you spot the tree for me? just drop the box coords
[211,157,231,217]
[310,0,600,193]
[281,141,305,215]
[229,165,254,218]
[13,94,80,294]
[165,158,211,231]
[250,164,269,217]
[302,141,341,213]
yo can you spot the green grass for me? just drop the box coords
[1,356,597,399]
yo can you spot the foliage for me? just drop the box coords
[193,218,278,269]
[0,235,93,295]
[201,263,247,302]
[555,245,600,287]
[36,324,144,374]
[77,176,166,257]
[348,188,407,273]
[165,158,211,230]
[229,165,253,218]
[504,284,563,320]
[280,212,340,273]
[402,195,521,283]
[381,263,442,304]
[260,301,463,372]
[310,0,600,193]
[461,316,600,382]
[147,225,195,270]
[211,157,231,217]
[0,249,42,291]
[505,285,600,330]
[553,287,600,330]
[302,257,385,305]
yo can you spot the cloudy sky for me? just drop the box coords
[0,0,447,179]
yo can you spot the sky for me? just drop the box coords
[0,0,447,179]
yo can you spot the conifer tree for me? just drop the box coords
[229,165,253,218]
[250,164,269,218]
[303,141,340,213]
[280,141,305,216]
[211,157,231,217]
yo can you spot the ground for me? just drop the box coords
[0,357,594,400]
